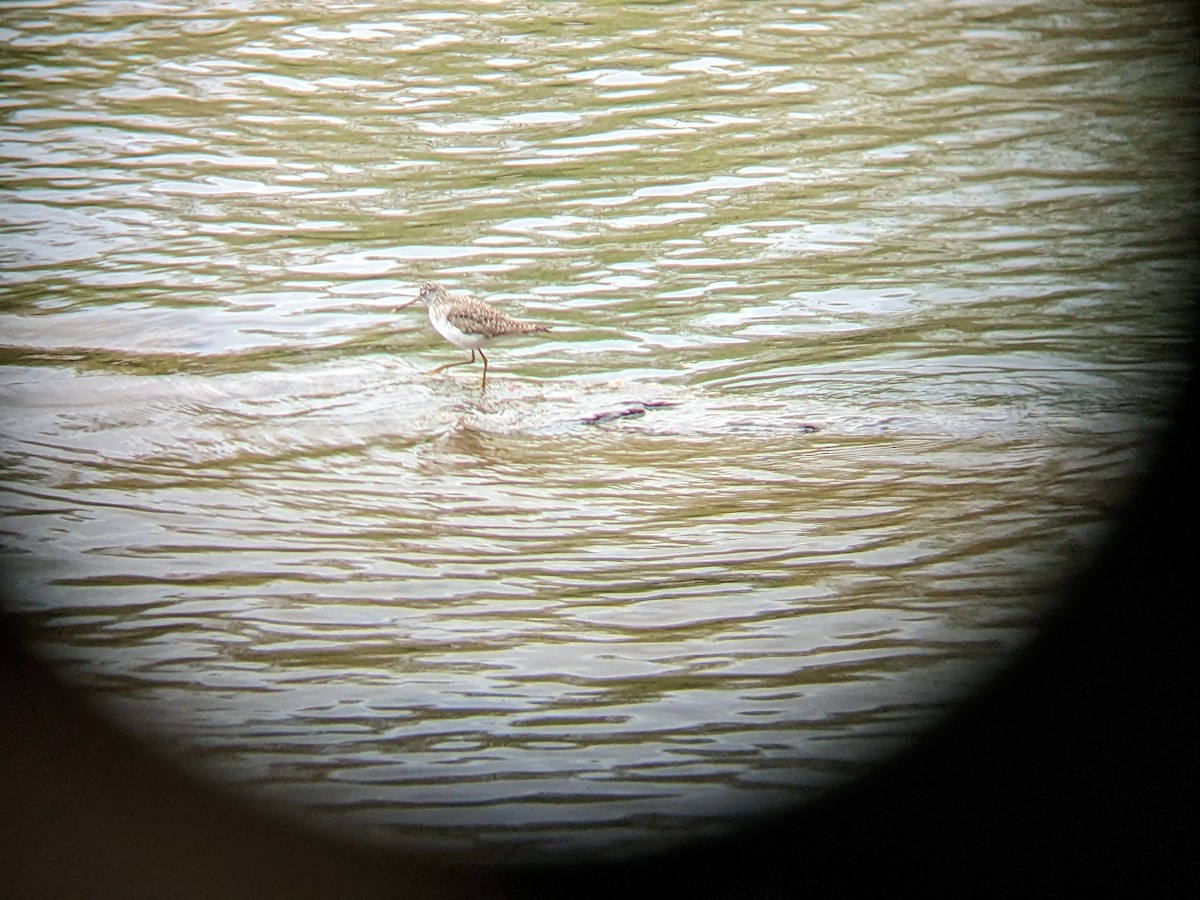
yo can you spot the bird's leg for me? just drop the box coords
[428,350,476,375]
[479,349,489,389]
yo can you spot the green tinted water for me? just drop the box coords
[0,0,1193,863]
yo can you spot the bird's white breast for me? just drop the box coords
[429,306,486,349]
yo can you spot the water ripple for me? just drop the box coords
[1,0,1192,865]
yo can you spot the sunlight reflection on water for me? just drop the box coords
[0,0,1193,864]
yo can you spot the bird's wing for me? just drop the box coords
[444,306,547,338]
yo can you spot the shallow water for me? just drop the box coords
[1,0,1194,864]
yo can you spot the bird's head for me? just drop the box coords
[392,281,446,312]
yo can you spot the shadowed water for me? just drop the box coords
[1,0,1194,863]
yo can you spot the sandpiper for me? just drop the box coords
[394,282,550,388]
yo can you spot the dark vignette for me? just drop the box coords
[3,320,1195,900]
[2,7,1198,898]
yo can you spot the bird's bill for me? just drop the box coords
[391,296,418,313]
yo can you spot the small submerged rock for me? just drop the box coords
[580,400,681,426]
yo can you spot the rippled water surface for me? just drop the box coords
[1,0,1195,863]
